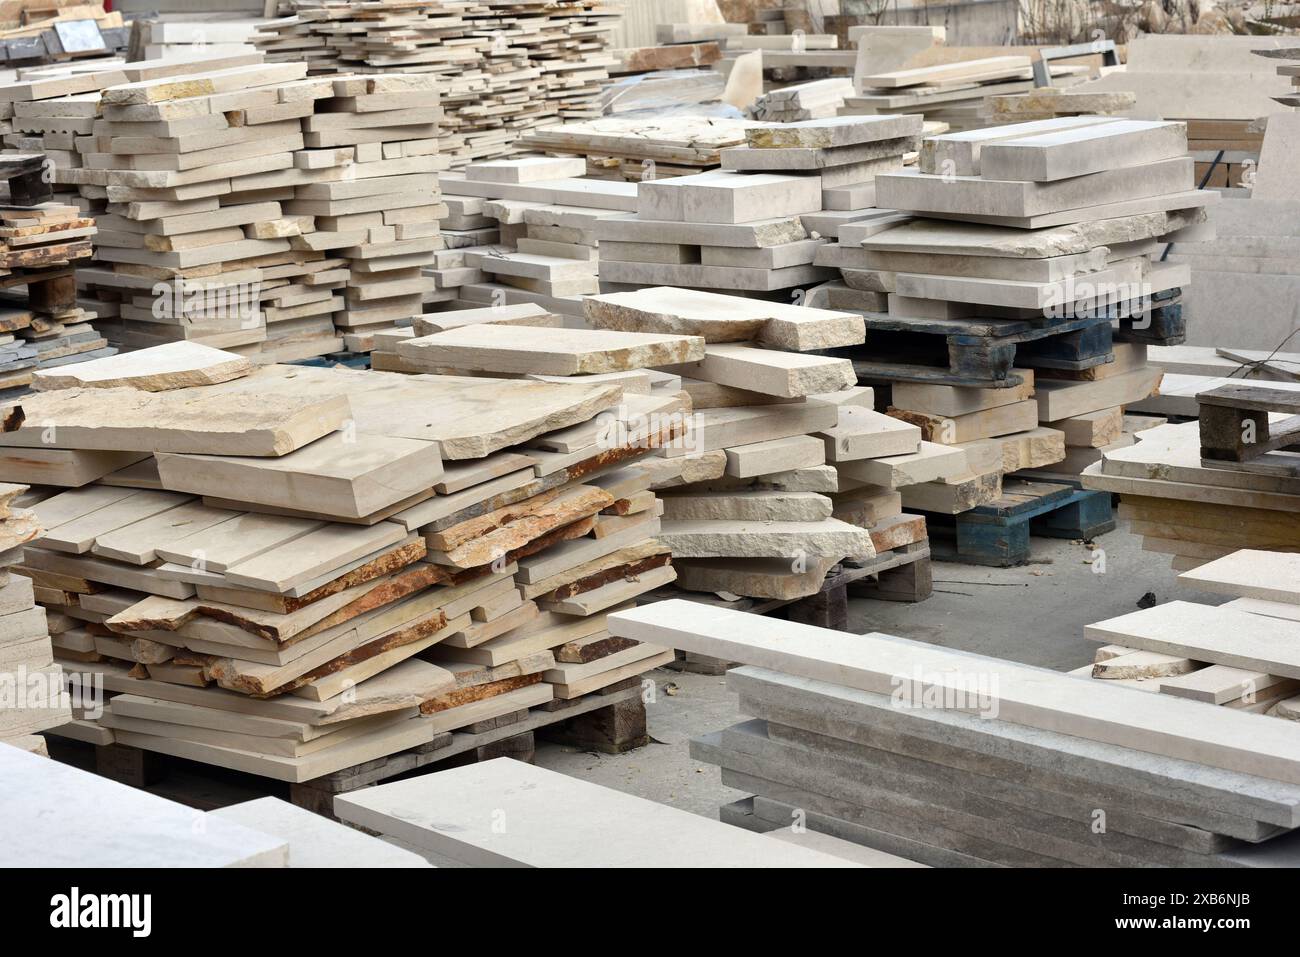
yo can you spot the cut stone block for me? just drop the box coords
[211,797,432,867]
[657,517,875,559]
[638,171,821,224]
[724,433,827,477]
[819,407,921,461]
[979,120,1188,183]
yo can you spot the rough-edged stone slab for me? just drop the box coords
[397,324,704,376]
[31,341,250,393]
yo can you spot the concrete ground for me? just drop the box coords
[535,523,1230,817]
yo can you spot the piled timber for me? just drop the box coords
[334,755,881,866]
[812,117,1217,561]
[0,481,69,754]
[612,601,1300,867]
[252,0,621,166]
[6,345,675,782]
[582,285,939,604]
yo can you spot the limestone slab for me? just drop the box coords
[335,758,860,868]
[608,603,1300,788]
[31,341,250,392]
[398,324,703,376]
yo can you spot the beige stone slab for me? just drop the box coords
[31,342,250,393]
[539,564,677,616]
[154,512,322,573]
[398,325,703,376]
[1086,602,1300,680]
[681,404,838,458]
[156,433,443,520]
[222,524,410,592]
[1178,551,1300,606]
[412,303,560,334]
[669,344,855,399]
[723,434,827,479]
[661,490,832,523]
[657,517,874,559]
[584,286,864,352]
[746,114,922,148]
[1158,664,1289,705]
[819,407,921,462]
[891,375,1035,417]
[0,383,350,457]
[40,491,193,554]
[91,500,239,565]
[836,441,968,489]
[1035,367,1162,421]
[346,375,624,461]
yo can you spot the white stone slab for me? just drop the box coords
[335,758,861,867]
[211,797,432,867]
[0,742,287,866]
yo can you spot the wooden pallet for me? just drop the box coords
[923,479,1116,567]
[52,684,648,821]
[845,312,1115,389]
[1199,383,1300,477]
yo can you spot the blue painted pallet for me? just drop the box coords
[287,352,371,370]
[923,480,1116,567]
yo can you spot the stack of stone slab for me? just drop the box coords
[0,198,109,397]
[252,0,621,166]
[1082,563,1300,722]
[1,345,675,781]
[748,78,852,122]
[288,73,445,352]
[54,63,444,361]
[433,155,632,318]
[74,61,341,359]
[814,118,1216,526]
[842,56,1089,132]
[1083,417,1300,570]
[516,115,754,180]
[0,483,68,755]
[0,51,266,212]
[580,286,947,601]
[591,116,925,298]
[611,600,1300,868]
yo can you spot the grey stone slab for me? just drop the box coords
[749,793,994,867]
[726,667,1298,836]
[712,719,1233,866]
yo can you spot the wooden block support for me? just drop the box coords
[539,695,649,754]
[849,555,933,602]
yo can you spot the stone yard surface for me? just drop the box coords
[535,525,1232,817]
